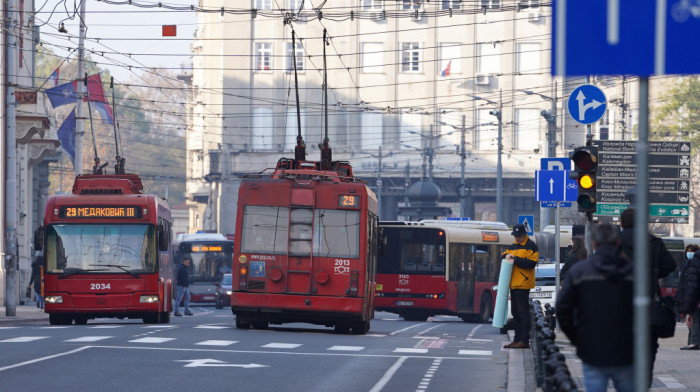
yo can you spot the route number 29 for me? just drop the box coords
[90,283,111,290]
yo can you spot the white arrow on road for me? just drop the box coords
[175,359,269,368]
[549,178,554,194]
[576,90,604,121]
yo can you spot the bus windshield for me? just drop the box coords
[378,227,446,275]
[45,224,157,273]
[187,248,233,283]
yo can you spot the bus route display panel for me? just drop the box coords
[338,194,360,209]
[190,245,223,252]
[59,206,142,219]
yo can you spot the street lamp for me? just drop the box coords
[489,108,503,223]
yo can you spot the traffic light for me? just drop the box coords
[570,146,598,213]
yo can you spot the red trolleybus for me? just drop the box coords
[173,233,234,304]
[231,158,379,334]
[376,220,555,322]
[35,174,173,325]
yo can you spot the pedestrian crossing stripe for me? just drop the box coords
[129,337,175,344]
[194,325,229,329]
[327,346,364,351]
[195,340,238,346]
[393,348,428,354]
[458,350,491,356]
[262,343,301,349]
[64,336,112,342]
[0,336,49,343]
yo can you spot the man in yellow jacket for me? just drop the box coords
[503,224,539,349]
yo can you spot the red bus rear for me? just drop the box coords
[36,174,174,325]
[231,159,378,334]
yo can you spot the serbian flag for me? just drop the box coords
[49,68,60,86]
[441,60,452,77]
[92,102,114,125]
[72,74,108,103]
[57,109,76,163]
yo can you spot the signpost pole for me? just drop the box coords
[555,200,561,331]
[634,77,651,392]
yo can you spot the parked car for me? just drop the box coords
[215,273,232,309]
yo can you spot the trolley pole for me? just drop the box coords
[74,0,87,175]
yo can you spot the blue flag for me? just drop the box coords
[57,109,76,162]
[45,81,77,108]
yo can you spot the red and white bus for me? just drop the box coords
[173,233,234,304]
[35,174,173,325]
[231,158,379,334]
[376,220,556,322]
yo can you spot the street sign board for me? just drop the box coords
[594,140,691,222]
[540,158,575,208]
[536,170,577,202]
[567,85,607,124]
[541,201,572,208]
[518,215,534,236]
[541,157,572,171]
[553,0,700,76]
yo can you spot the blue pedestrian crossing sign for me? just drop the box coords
[567,85,607,125]
[518,215,534,236]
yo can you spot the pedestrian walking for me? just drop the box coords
[28,256,44,309]
[503,223,538,349]
[618,208,676,387]
[676,243,700,350]
[174,257,193,316]
[560,224,587,282]
[556,223,634,392]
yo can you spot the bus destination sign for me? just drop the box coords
[191,245,223,252]
[338,194,360,209]
[59,206,142,219]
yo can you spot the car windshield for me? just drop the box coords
[221,274,232,285]
[45,224,157,273]
[536,265,556,286]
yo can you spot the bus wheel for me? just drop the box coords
[479,294,493,323]
[143,314,159,324]
[74,316,88,325]
[402,312,428,322]
[351,320,370,335]
[49,314,72,325]
[252,321,269,330]
[160,311,171,324]
[235,318,252,329]
[334,323,350,334]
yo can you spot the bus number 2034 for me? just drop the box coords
[90,283,111,290]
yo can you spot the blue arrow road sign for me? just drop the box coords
[568,85,606,125]
[553,0,700,76]
[536,170,578,202]
[541,157,572,171]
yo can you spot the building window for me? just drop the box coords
[517,43,541,74]
[478,42,501,74]
[481,0,500,9]
[400,113,423,150]
[286,108,307,150]
[361,112,383,150]
[403,0,422,10]
[253,107,273,150]
[286,42,304,72]
[519,0,539,9]
[255,42,272,72]
[477,109,498,151]
[439,43,461,76]
[442,0,461,9]
[515,109,540,151]
[362,42,384,73]
[401,42,421,73]
[254,0,272,9]
[363,0,383,10]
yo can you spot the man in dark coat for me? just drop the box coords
[619,208,676,387]
[678,248,700,347]
[556,223,634,392]
[174,257,193,316]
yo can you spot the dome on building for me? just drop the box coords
[406,180,441,207]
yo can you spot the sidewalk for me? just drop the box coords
[0,301,49,324]
[507,322,700,391]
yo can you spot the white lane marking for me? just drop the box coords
[129,337,175,344]
[466,338,492,342]
[0,346,90,372]
[0,327,19,330]
[414,324,443,336]
[175,359,267,368]
[40,326,72,329]
[194,325,229,329]
[0,336,49,343]
[65,336,112,342]
[657,375,685,389]
[327,346,364,351]
[195,340,238,346]
[415,358,442,391]
[262,343,301,349]
[393,348,428,354]
[466,324,483,340]
[369,356,408,392]
[88,325,123,329]
[458,350,492,356]
[142,325,176,329]
[390,323,426,336]
[366,334,387,337]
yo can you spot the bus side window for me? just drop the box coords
[474,245,489,282]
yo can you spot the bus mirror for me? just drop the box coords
[33,227,44,251]
[158,224,170,252]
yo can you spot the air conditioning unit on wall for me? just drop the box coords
[475,74,491,85]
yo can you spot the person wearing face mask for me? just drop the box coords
[675,243,700,350]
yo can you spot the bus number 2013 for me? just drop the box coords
[90,283,111,290]
[334,259,350,275]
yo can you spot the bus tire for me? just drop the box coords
[402,312,428,322]
[351,320,370,335]
[334,323,350,334]
[160,311,171,324]
[252,321,269,329]
[49,314,72,325]
[479,294,493,323]
[235,318,252,329]
[143,314,159,324]
[74,316,88,325]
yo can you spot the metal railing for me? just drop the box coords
[530,299,578,391]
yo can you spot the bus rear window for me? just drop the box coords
[240,206,289,255]
[378,227,446,275]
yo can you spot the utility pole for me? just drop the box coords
[4,0,19,315]
[540,80,558,229]
[489,90,504,223]
[377,146,383,219]
[74,0,87,175]
[460,115,467,218]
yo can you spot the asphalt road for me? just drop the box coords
[0,308,509,392]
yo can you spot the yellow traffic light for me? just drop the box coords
[579,174,595,189]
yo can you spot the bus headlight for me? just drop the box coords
[45,296,63,304]
[139,295,159,303]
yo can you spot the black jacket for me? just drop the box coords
[560,252,582,282]
[619,228,676,287]
[556,244,634,367]
[675,252,700,314]
[177,264,190,287]
[29,261,42,293]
